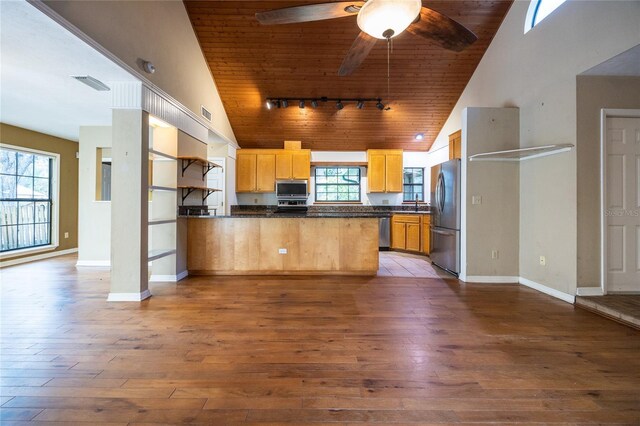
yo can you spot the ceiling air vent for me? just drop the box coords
[71,75,110,91]
[201,106,212,122]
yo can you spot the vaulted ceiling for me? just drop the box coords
[185,1,512,151]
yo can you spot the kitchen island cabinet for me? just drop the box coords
[187,216,378,275]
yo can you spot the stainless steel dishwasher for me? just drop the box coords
[378,217,390,250]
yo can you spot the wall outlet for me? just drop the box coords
[254,198,258,204]
[64,232,69,239]
[539,256,546,266]
[472,195,482,205]
[491,250,498,259]
[278,248,287,254]
[382,199,389,205]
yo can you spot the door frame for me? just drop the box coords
[207,156,226,216]
[600,109,640,294]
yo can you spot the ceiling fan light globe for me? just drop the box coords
[357,0,421,40]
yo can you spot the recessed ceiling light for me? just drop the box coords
[71,75,110,91]
[415,133,424,141]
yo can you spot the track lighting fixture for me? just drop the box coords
[266,97,386,111]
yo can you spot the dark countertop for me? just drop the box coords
[182,205,431,219]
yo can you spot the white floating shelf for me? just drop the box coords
[149,149,177,161]
[469,144,574,162]
[148,218,177,226]
[148,248,176,261]
[149,185,177,192]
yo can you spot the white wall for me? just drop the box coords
[431,0,640,295]
[77,126,111,266]
[235,150,430,206]
[43,0,236,144]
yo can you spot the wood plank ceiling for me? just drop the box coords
[185,1,512,151]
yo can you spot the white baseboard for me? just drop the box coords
[0,248,78,268]
[463,275,520,283]
[576,287,604,296]
[76,260,111,268]
[107,289,152,302]
[519,277,575,304]
[149,270,188,282]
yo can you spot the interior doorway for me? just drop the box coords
[602,112,640,293]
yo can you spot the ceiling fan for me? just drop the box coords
[255,0,478,76]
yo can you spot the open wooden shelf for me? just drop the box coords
[468,144,574,162]
[178,156,222,177]
[178,185,222,204]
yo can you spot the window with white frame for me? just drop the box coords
[525,0,567,33]
[0,146,55,252]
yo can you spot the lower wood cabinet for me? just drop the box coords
[391,214,430,254]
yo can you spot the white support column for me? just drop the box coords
[108,108,150,301]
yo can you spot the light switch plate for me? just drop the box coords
[472,195,482,205]
[278,248,287,254]
[539,256,546,266]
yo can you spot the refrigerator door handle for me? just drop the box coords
[438,173,445,213]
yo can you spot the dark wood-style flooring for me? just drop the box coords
[1,254,639,424]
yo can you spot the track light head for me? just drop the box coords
[299,100,305,109]
[281,99,289,108]
[356,100,364,109]
[266,100,272,110]
[376,100,384,110]
[336,100,344,110]
[311,100,318,108]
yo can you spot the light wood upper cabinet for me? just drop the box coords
[449,130,462,160]
[236,153,257,192]
[291,151,310,179]
[256,154,276,192]
[368,153,386,192]
[385,152,403,192]
[275,152,292,180]
[238,148,309,193]
[275,150,310,180]
[367,149,403,193]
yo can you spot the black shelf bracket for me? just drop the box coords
[202,163,217,179]
[202,189,215,203]
[181,159,198,177]
[180,187,196,204]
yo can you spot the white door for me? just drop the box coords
[606,117,640,292]
[207,157,225,216]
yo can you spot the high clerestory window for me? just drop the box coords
[525,0,567,33]
[0,146,55,253]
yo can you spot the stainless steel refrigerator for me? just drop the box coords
[430,159,461,275]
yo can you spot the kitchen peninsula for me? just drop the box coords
[187,215,378,275]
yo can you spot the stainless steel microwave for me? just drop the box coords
[276,180,308,198]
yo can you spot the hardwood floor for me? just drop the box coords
[1,254,639,424]
[576,295,640,329]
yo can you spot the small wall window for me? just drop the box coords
[0,146,54,252]
[315,167,360,202]
[403,168,424,202]
[525,0,567,33]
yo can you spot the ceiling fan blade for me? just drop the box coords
[256,1,364,25]
[338,31,377,76]
[406,6,478,52]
